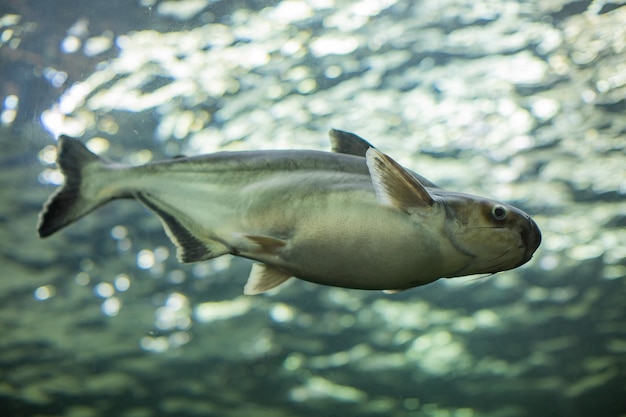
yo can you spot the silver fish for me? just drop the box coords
[38,129,541,294]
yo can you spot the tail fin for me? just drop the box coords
[38,136,111,238]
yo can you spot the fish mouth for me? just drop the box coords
[473,247,516,275]
[517,217,542,267]
[474,216,542,274]
[449,215,542,276]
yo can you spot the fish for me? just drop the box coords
[38,129,541,294]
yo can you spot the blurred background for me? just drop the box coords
[1,0,625,416]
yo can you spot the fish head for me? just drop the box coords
[438,192,541,276]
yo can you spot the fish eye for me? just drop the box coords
[491,205,508,221]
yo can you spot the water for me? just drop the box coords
[1,1,625,416]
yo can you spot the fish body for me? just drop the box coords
[38,129,541,294]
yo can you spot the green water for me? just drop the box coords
[1,1,625,416]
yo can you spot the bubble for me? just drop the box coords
[114,274,130,291]
[154,246,169,262]
[110,225,128,240]
[98,117,119,135]
[129,150,153,166]
[140,335,169,353]
[43,67,68,88]
[1,28,14,43]
[270,303,294,323]
[137,249,155,269]
[117,239,132,252]
[169,331,191,347]
[75,272,90,286]
[61,35,81,54]
[154,293,191,331]
[86,137,110,154]
[37,145,57,165]
[4,94,18,109]
[165,292,188,309]
[37,168,63,185]
[101,297,121,317]
[84,35,113,56]
[324,65,342,78]
[34,285,56,301]
[155,306,178,331]
[0,109,16,125]
[94,282,115,298]
[167,270,186,284]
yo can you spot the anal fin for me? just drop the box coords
[135,192,229,263]
[244,263,292,295]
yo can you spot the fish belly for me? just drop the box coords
[231,174,447,290]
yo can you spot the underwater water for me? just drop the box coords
[1,0,625,416]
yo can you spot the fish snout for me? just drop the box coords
[519,216,541,266]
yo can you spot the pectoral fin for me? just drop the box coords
[232,233,287,256]
[365,148,434,211]
[244,263,292,295]
[245,234,286,252]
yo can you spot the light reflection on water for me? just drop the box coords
[2,0,624,416]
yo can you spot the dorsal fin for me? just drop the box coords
[365,148,435,211]
[329,129,375,157]
[330,129,442,189]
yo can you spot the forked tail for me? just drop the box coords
[38,136,113,237]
